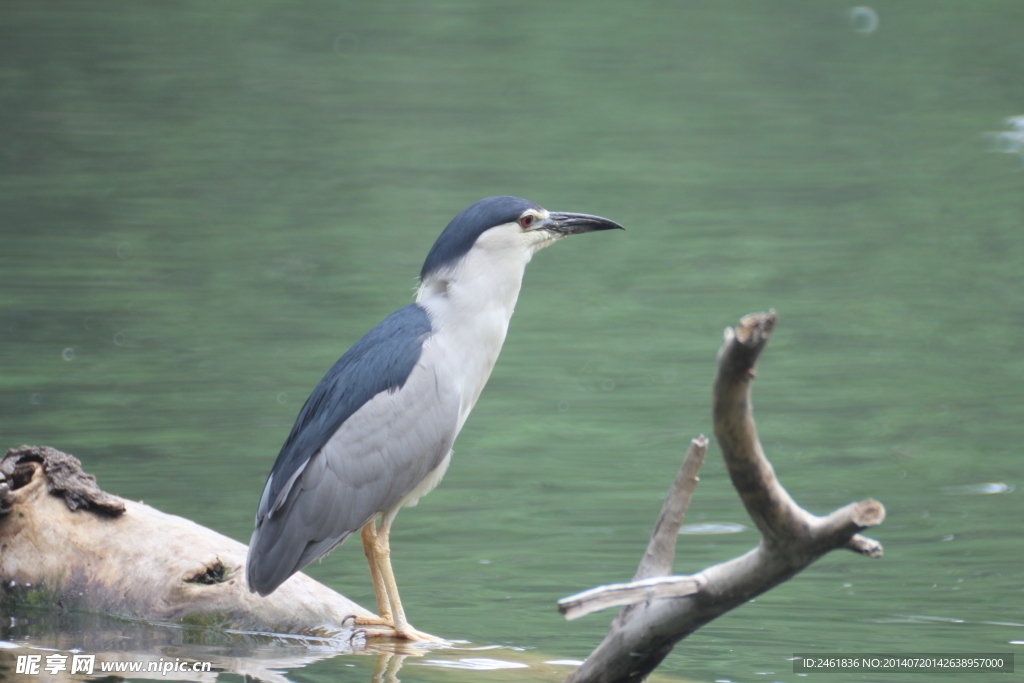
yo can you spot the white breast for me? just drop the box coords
[416,224,535,432]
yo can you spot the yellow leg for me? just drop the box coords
[355,516,443,642]
[360,521,393,626]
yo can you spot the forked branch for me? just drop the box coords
[562,311,885,683]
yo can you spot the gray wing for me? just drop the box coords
[246,341,460,595]
[257,303,433,521]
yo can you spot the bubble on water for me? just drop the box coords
[602,379,615,391]
[277,392,288,404]
[558,400,569,411]
[116,242,132,258]
[850,6,879,34]
[62,347,75,361]
[29,394,42,405]
[113,333,126,346]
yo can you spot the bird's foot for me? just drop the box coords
[354,616,446,643]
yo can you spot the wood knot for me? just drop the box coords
[1,445,125,517]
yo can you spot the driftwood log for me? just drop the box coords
[0,445,374,638]
[560,311,886,683]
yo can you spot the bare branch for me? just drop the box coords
[563,312,886,683]
[558,436,708,621]
[713,312,806,541]
[846,534,885,558]
[634,435,707,581]
[558,575,702,621]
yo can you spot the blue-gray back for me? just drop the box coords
[260,303,433,516]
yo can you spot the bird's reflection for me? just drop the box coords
[371,651,408,683]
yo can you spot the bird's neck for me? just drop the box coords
[415,248,532,419]
[415,245,531,328]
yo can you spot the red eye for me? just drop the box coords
[519,214,535,229]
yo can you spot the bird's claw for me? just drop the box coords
[354,617,446,644]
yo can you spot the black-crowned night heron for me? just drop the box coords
[246,196,623,640]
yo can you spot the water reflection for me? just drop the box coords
[0,609,592,682]
[420,656,528,671]
[371,652,406,683]
[0,611,354,682]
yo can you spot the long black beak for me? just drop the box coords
[544,211,626,236]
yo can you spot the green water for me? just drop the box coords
[2,1,1023,681]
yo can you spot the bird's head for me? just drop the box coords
[419,197,624,293]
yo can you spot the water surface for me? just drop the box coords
[2,2,1022,681]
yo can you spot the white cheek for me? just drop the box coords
[474,222,524,247]
[472,222,542,258]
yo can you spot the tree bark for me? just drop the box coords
[562,311,885,683]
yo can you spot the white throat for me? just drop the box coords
[414,221,560,428]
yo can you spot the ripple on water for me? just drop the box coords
[421,658,530,671]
